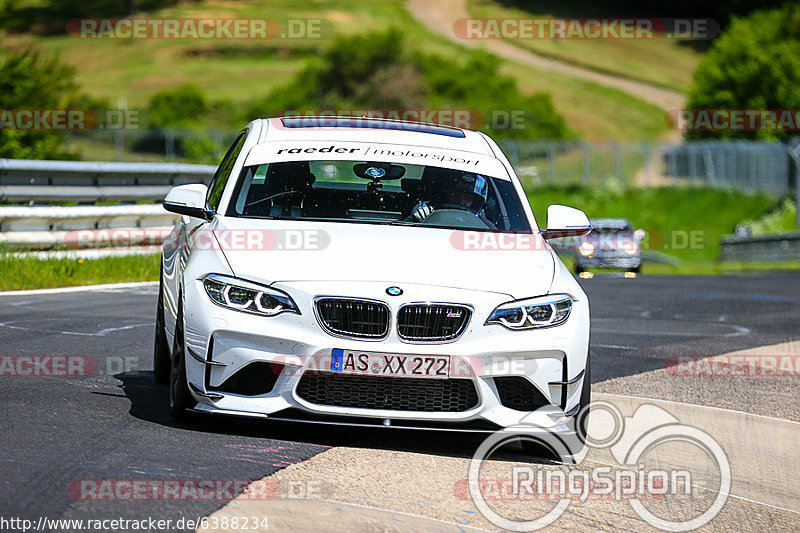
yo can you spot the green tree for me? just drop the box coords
[685,5,800,141]
[248,29,571,140]
[147,83,209,128]
[0,47,80,159]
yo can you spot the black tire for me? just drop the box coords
[169,302,195,422]
[574,264,584,275]
[153,270,171,385]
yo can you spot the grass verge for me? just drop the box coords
[1,186,791,290]
[527,184,779,262]
[0,253,159,291]
[559,254,800,276]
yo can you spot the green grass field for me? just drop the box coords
[3,0,672,142]
[0,185,793,291]
[0,253,159,291]
[467,0,702,92]
[527,185,781,262]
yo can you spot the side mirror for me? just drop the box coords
[163,184,212,220]
[634,228,646,241]
[541,204,592,240]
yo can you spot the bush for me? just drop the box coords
[147,84,209,128]
[0,47,80,159]
[247,29,572,140]
[686,5,800,141]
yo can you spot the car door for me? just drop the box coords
[162,131,248,335]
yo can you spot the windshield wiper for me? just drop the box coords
[244,190,301,207]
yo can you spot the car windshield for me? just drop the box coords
[227,160,532,232]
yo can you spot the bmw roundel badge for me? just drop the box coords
[386,286,403,296]
[366,166,386,178]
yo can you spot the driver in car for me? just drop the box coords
[411,170,493,227]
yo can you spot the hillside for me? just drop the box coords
[1,0,681,143]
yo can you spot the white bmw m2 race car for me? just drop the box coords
[155,116,592,446]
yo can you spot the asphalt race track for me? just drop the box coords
[1,274,798,531]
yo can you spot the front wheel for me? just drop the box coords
[153,272,170,384]
[169,304,195,422]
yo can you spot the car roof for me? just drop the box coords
[590,218,633,229]
[257,116,496,156]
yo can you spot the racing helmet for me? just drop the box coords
[441,171,488,212]
[421,167,489,212]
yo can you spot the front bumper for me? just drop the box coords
[577,252,641,269]
[179,279,590,434]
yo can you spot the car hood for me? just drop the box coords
[211,217,556,298]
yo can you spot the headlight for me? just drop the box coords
[486,294,573,330]
[202,274,299,317]
[622,241,638,255]
[578,242,594,256]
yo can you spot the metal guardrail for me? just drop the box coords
[720,232,800,262]
[0,205,178,249]
[0,159,216,203]
[0,159,215,249]
[663,141,792,195]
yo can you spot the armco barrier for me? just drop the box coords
[0,205,178,249]
[0,159,216,203]
[720,232,800,262]
[0,159,215,249]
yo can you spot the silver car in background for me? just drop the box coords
[575,218,643,274]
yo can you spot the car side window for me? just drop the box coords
[206,132,246,212]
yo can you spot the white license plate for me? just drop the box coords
[330,349,450,379]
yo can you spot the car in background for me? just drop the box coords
[575,218,643,274]
[154,116,592,453]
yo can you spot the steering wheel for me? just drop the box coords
[436,202,477,213]
[422,208,489,229]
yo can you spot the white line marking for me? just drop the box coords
[0,281,157,296]
[592,344,637,350]
[597,392,800,425]
[0,320,151,337]
[311,499,493,532]
[584,457,800,516]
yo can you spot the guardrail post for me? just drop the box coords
[789,140,800,228]
[612,142,621,183]
[547,143,557,182]
[582,142,590,185]
[115,130,124,162]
